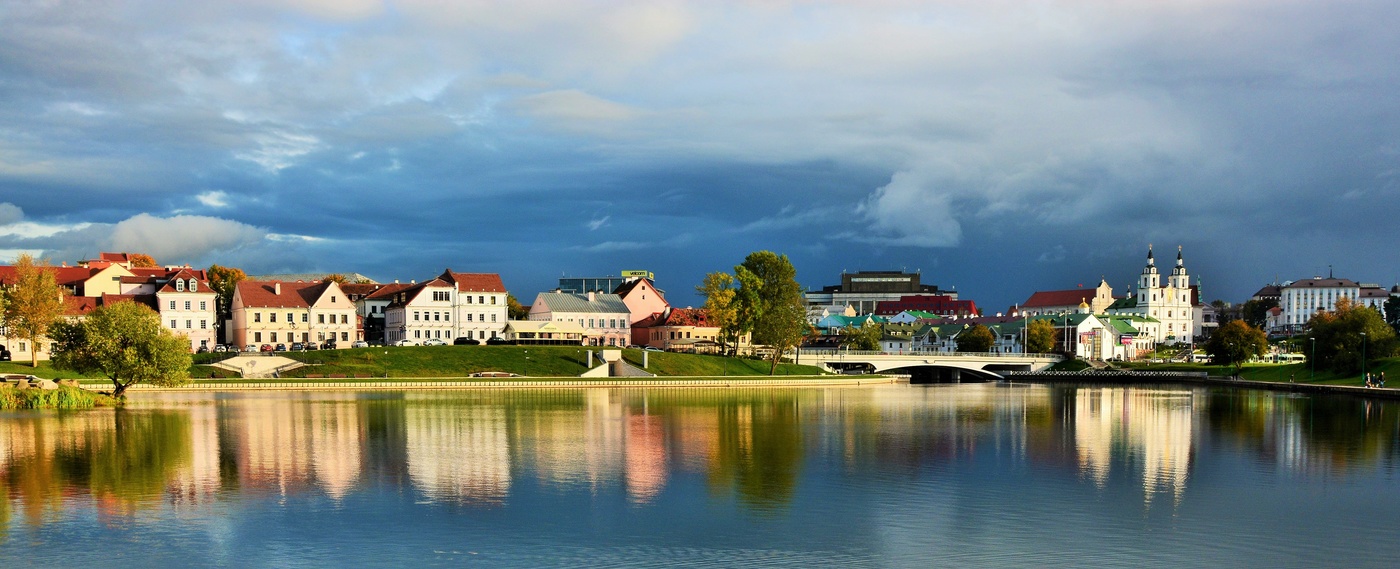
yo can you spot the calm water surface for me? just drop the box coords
[2,383,1399,568]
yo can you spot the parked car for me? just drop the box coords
[260,344,274,352]
[394,339,418,347]
[244,344,259,352]
[305,342,319,351]
[274,343,287,352]
[644,346,663,352]
[196,345,209,354]
[0,349,11,362]
[422,338,447,346]
[453,337,480,346]
[485,337,509,345]
[351,340,368,348]
[321,342,337,350]
[291,343,304,351]
[213,344,227,353]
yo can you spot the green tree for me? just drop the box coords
[50,301,192,398]
[1241,298,1278,330]
[696,271,739,355]
[956,324,995,353]
[734,251,806,375]
[1306,297,1397,375]
[1025,319,1055,353]
[4,254,68,367]
[506,293,530,320]
[1205,319,1268,375]
[1385,294,1400,334]
[206,264,246,319]
[841,322,882,351]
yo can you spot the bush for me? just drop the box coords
[0,385,116,410]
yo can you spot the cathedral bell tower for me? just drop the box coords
[1170,246,1190,289]
[1140,244,1160,291]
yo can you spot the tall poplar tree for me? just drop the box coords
[4,254,67,367]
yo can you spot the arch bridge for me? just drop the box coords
[797,349,1063,383]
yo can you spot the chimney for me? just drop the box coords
[587,291,596,302]
[274,283,281,295]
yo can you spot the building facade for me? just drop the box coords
[230,280,362,348]
[804,271,955,315]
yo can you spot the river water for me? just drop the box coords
[1,383,1398,568]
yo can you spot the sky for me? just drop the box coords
[2,0,1399,311]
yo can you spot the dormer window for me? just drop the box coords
[175,280,185,292]
[189,279,198,292]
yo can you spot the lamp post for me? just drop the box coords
[1229,342,1236,378]
[1299,337,1310,381]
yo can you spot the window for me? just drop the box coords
[341,314,347,324]
[331,296,337,303]
[176,280,185,292]
[189,279,198,292]
[200,301,207,311]
[271,332,277,342]
[254,312,261,323]
[490,296,496,305]
[200,320,207,329]
[171,319,177,328]
[467,314,473,322]
[341,332,348,341]
[186,320,192,329]
[302,313,308,322]
[491,314,496,323]
[467,296,473,304]
[184,301,191,310]
[434,312,440,322]
[413,312,419,321]
[254,332,262,342]
[445,313,450,321]
[287,313,293,323]
[169,300,176,310]
[414,330,421,339]
[319,314,326,324]
[478,295,484,304]
[270,313,277,323]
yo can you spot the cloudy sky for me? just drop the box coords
[2,0,1398,310]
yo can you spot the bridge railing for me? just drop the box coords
[798,349,1062,360]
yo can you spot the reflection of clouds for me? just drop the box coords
[405,405,510,506]
[1074,388,1194,507]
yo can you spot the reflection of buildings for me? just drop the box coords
[1073,388,1195,505]
[405,402,510,505]
[172,404,221,509]
[225,394,365,499]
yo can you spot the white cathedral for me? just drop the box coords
[1107,245,1199,345]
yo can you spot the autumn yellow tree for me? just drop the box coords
[3,254,68,366]
[128,253,158,268]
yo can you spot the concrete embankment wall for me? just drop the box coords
[126,376,902,392]
[1008,371,1400,400]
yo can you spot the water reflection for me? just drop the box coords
[1,384,1398,535]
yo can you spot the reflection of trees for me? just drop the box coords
[1206,389,1400,474]
[0,410,192,524]
[709,396,804,513]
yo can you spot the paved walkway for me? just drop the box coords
[127,375,903,392]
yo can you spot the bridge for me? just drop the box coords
[796,349,1064,382]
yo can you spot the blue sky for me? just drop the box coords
[2,0,1398,310]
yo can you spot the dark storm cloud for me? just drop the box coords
[1,0,1398,307]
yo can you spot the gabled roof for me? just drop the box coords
[662,307,708,327]
[235,280,336,309]
[612,277,665,300]
[386,278,453,308]
[155,268,212,294]
[365,283,414,300]
[0,265,95,287]
[440,270,506,293]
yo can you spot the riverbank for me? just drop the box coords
[127,375,903,392]
[1009,369,1400,399]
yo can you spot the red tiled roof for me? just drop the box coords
[235,280,334,308]
[0,265,96,287]
[100,252,130,263]
[663,307,709,327]
[365,283,414,300]
[440,270,506,293]
[1022,289,1095,308]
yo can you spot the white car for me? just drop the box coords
[394,339,418,347]
[351,340,368,348]
[422,338,447,346]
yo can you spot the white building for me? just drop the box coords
[1106,246,1198,345]
[383,270,509,345]
[230,280,362,348]
[529,291,631,347]
[1278,276,1390,331]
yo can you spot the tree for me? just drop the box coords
[128,253,158,268]
[1306,297,1397,375]
[1241,298,1278,330]
[956,324,995,353]
[4,254,68,367]
[1205,320,1268,375]
[841,322,882,351]
[1386,294,1400,334]
[696,271,739,354]
[50,301,191,398]
[506,293,530,320]
[1025,319,1055,353]
[733,251,806,374]
[321,273,348,284]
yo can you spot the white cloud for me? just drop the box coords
[586,215,610,231]
[235,131,321,172]
[196,191,230,208]
[854,171,962,247]
[514,90,641,124]
[110,214,267,260]
[0,203,22,226]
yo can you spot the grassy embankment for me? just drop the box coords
[0,385,118,410]
[1113,357,1400,387]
